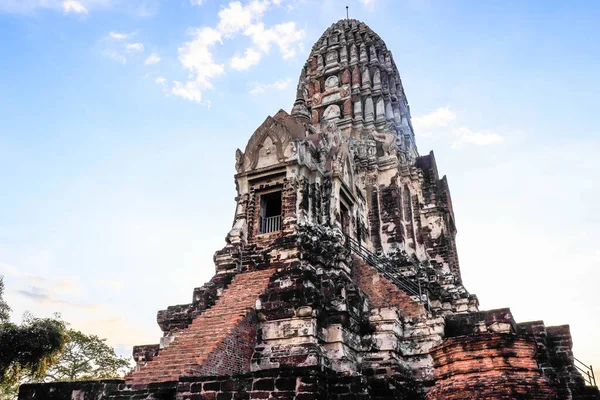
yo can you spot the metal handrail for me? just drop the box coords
[344,235,430,311]
[574,357,597,387]
[260,215,281,234]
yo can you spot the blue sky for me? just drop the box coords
[1,0,599,376]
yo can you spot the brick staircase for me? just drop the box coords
[125,268,276,385]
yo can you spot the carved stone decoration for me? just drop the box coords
[339,86,350,98]
[342,69,351,85]
[359,44,368,63]
[326,50,338,69]
[314,80,321,94]
[340,45,348,65]
[311,56,317,71]
[371,130,396,157]
[313,93,322,106]
[235,148,245,174]
[354,97,363,120]
[352,66,360,88]
[323,104,341,121]
[317,54,324,70]
[343,99,352,117]
[376,97,385,122]
[393,104,402,124]
[242,112,305,171]
[364,96,374,122]
[389,76,397,98]
[226,218,247,245]
[325,75,339,89]
[370,46,378,64]
[350,43,358,64]
[385,53,393,70]
[386,101,394,121]
[312,110,319,125]
[373,69,381,91]
[361,67,371,90]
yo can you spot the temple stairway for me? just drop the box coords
[125,268,276,385]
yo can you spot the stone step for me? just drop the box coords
[125,268,276,385]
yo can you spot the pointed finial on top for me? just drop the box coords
[346,6,349,19]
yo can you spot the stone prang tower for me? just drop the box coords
[20,19,599,400]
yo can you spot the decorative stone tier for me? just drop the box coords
[426,333,558,399]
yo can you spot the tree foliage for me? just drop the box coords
[0,276,131,399]
[0,278,10,323]
[43,329,131,382]
[0,277,67,385]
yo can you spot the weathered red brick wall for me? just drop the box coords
[195,313,257,376]
[352,256,426,318]
[426,333,558,399]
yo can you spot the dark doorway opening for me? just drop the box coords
[259,191,282,234]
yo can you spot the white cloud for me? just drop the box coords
[145,52,161,64]
[109,31,128,40]
[217,0,269,37]
[126,42,144,52]
[249,77,291,94]
[231,48,261,70]
[155,76,167,85]
[62,0,88,14]
[245,21,305,59]
[360,0,375,5]
[178,27,224,89]
[451,126,504,149]
[171,80,202,102]
[164,0,305,103]
[412,106,456,131]
[190,0,204,5]
[413,106,504,149]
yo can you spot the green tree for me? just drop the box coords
[0,276,131,399]
[0,278,67,384]
[0,276,68,399]
[0,278,10,323]
[43,329,132,382]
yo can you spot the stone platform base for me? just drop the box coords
[18,367,424,400]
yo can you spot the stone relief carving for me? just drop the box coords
[325,75,339,89]
[324,105,341,120]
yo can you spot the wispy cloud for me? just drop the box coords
[171,80,202,102]
[155,76,167,85]
[145,52,161,64]
[412,107,456,131]
[126,42,144,52]
[62,0,88,14]
[102,32,145,63]
[0,0,93,15]
[104,50,127,64]
[413,106,504,149]
[109,31,129,40]
[451,126,504,148]
[249,77,291,94]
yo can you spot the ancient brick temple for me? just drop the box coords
[20,19,599,400]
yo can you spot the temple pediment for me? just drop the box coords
[236,110,306,174]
